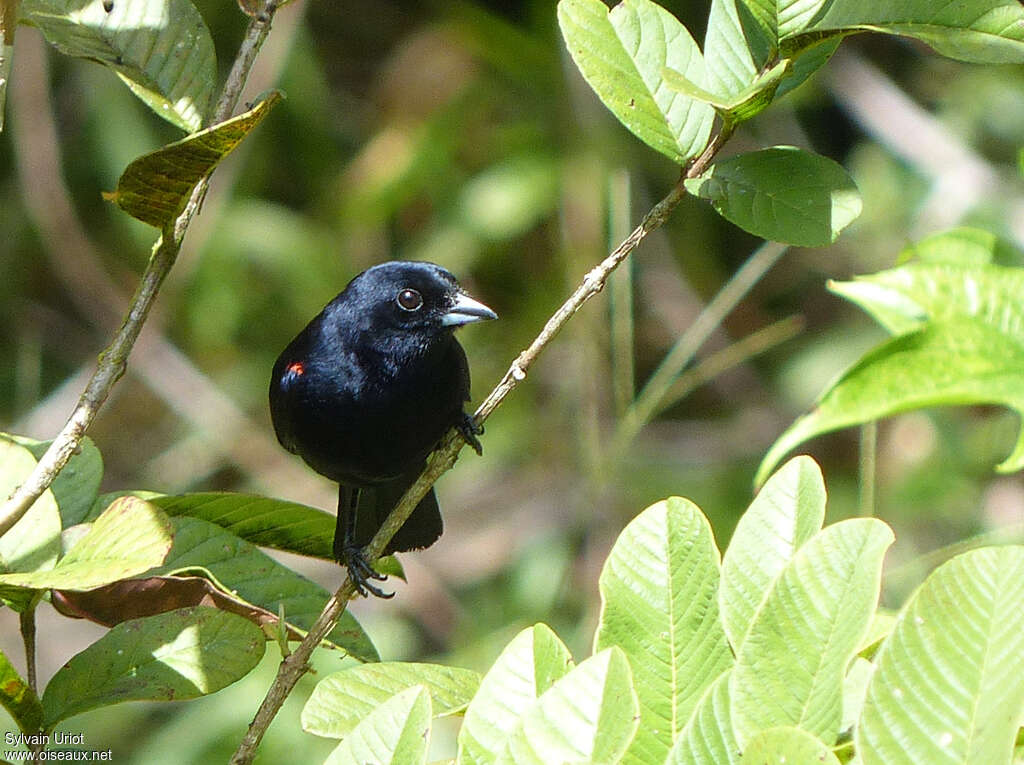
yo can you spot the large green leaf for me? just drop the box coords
[757,322,1024,485]
[0,437,61,580]
[9,434,103,528]
[729,518,893,747]
[22,0,216,131]
[151,492,336,560]
[150,516,378,662]
[41,607,264,728]
[759,231,1024,483]
[557,0,713,164]
[684,146,861,246]
[99,491,402,576]
[0,648,43,734]
[720,456,826,651]
[858,546,1024,765]
[496,647,639,765]
[105,91,282,228]
[790,0,1024,64]
[0,496,172,593]
[594,497,732,765]
[301,662,479,739]
[458,624,574,765]
[324,686,432,765]
[667,671,739,765]
[830,229,1024,336]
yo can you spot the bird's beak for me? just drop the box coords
[441,291,498,327]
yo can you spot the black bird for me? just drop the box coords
[269,261,496,597]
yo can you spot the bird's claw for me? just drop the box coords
[458,413,484,456]
[340,545,394,599]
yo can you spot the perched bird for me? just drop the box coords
[269,261,496,597]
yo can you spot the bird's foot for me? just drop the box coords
[458,412,484,456]
[339,545,394,599]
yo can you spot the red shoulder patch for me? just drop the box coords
[286,361,305,376]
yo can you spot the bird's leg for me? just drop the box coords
[335,486,393,599]
[458,412,484,456]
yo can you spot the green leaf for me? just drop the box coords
[667,671,740,765]
[594,497,732,765]
[0,437,61,581]
[557,0,713,164]
[122,491,403,578]
[720,456,826,649]
[663,59,790,122]
[302,662,479,739]
[792,0,1024,64]
[684,146,862,246]
[0,496,172,592]
[756,322,1024,483]
[0,649,44,734]
[458,624,574,765]
[497,647,639,765]
[729,518,893,746]
[41,607,265,728]
[858,547,1024,765]
[739,726,840,764]
[150,516,378,662]
[21,0,216,131]
[151,492,337,560]
[324,686,431,765]
[760,237,1024,481]
[105,91,282,229]
[831,233,1024,336]
[8,434,103,527]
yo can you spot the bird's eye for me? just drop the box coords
[396,288,423,311]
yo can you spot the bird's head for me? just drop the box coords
[339,261,497,343]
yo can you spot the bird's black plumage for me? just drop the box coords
[269,261,496,596]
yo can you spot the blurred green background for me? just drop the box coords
[2,0,1024,760]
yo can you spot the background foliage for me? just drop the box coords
[2,0,1024,761]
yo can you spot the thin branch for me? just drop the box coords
[0,2,279,536]
[230,126,732,764]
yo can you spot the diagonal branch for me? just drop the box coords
[0,1,280,536]
[230,125,734,764]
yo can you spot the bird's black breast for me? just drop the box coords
[269,324,471,487]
